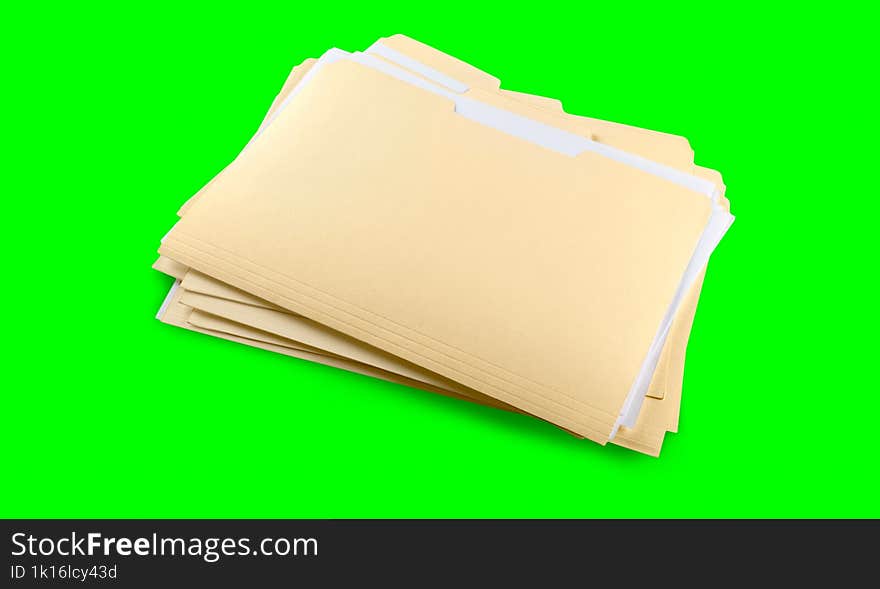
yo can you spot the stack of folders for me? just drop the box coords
[154,34,734,456]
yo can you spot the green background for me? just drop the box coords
[2,2,877,517]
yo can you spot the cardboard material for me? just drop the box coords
[159,56,727,444]
[153,36,732,454]
[159,39,727,404]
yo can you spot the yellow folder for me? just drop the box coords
[158,55,729,445]
[153,37,730,454]
[160,37,726,406]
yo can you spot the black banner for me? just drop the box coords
[2,520,875,586]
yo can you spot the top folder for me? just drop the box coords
[159,50,732,444]
[159,37,728,414]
